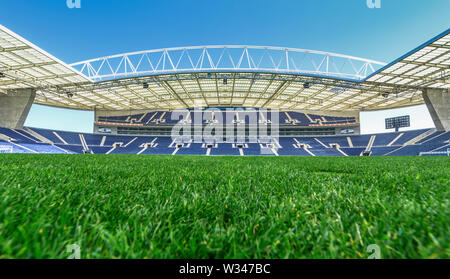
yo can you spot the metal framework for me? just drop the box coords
[50,71,427,111]
[0,24,448,112]
[70,46,385,81]
[0,25,90,93]
[362,29,450,110]
[366,31,450,89]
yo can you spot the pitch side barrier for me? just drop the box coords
[0,145,13,153]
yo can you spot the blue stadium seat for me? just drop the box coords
[2,125,447,157]
[210,143,240,156]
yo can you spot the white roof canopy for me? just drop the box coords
[0,25,448,111]
[366,31,450,89]
[0,25,90,96]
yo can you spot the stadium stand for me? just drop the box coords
[340,148,366,156]
[95,110,358,127]
[394,129,431,145]
[1,26,449,159]
[55,144,86,154]
[371,146,400,156]
[243,144,275,156]
[276,138,312,156]
[309,148,343,156]
[82,133,104,146]
[90,146,114,154]
[0,127,40,143]
[55,131,82,145]
[0,141,28,153]
[349,135,372,148]
[372,132,401,146]
[27,127,62,144]
[1,125,448,157]
[176,143,206,155]
[419,132,450,145]
[317,136,349,148]
[139,137,173,155]
[210,143,241,156]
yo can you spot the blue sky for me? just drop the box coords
[1,0,449,133]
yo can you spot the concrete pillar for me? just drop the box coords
[423,88,450,131]
[0,88,36,129]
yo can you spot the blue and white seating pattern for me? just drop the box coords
[95,110,358,127]
[1,126,449,156]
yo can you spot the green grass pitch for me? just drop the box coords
[0,154,448,259]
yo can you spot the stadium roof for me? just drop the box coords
[365,30,450,89]
[0,25,90,91]
[0,25,448,111]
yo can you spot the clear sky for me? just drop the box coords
[1,0,449,133]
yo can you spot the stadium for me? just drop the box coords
[0,10,449,260]
[0,25,449,156]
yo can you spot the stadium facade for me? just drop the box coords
[0,25,449,156]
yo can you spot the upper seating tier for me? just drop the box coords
[96,110,358,127]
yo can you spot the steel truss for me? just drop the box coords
[2,23,448,112]
[55,72,427,111]
[70,46,386,81]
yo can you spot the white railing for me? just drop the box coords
[419,149,450,156]
[70,46,385,82]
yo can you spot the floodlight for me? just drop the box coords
[385,115,410,132]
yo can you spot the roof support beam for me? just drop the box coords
[262,81,289,108]
[161,80,188,108]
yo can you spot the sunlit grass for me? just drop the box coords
[0,154,448,259]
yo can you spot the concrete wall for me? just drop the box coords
[0,88,36,129]
[0,89,36,129]
[423,89,450,131]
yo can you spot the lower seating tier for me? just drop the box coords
[1,127,448,157]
